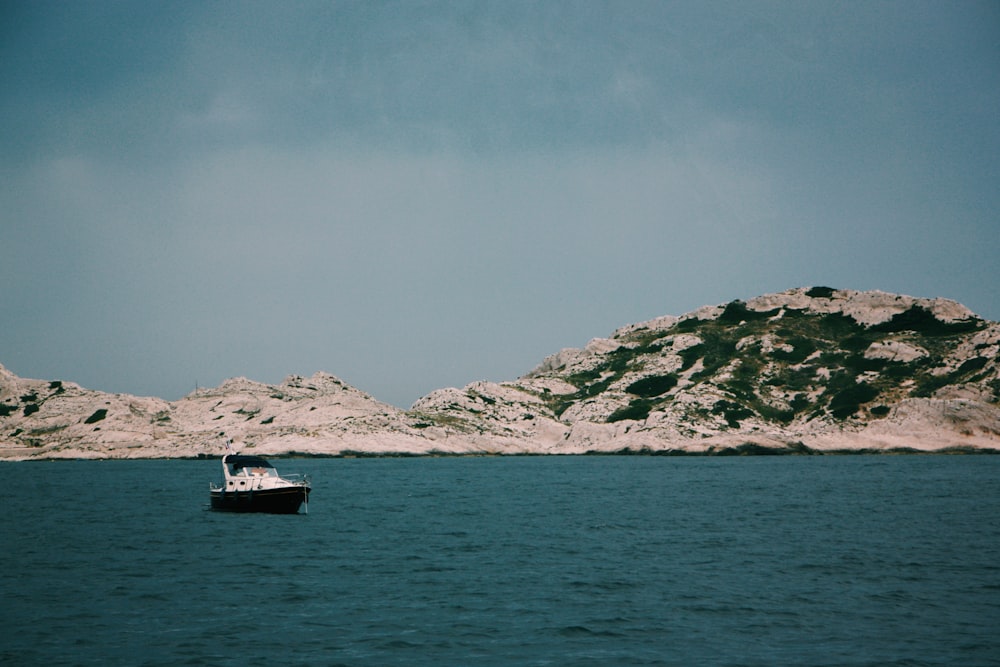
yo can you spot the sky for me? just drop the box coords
[2,1,998,408]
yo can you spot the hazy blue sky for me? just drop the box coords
[2,1,998,407]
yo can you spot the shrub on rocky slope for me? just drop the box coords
[3,287,999,457]
[413,287,1000,453]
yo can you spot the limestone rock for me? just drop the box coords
[3,287,999,458]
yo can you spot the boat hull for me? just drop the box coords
[210,485,310,514]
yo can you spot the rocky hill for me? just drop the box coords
[3,288,999,458]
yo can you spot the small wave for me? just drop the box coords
[378,639,423,649]
[413,564,458,573]
[568,579,638,591]
[556,625,626,638]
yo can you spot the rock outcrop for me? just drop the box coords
[3,287,998,458]
[0,367,451,459]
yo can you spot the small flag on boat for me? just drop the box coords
[225,438,233,452]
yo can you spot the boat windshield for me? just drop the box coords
[226,455,277,477]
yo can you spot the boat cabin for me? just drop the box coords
[225,455,278,479]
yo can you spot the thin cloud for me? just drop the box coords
[1,2,997,407]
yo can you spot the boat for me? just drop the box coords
[209,454,311,514]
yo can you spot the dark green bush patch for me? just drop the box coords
[23,403,40,416]
[712,399,754,428]
[566,369,601,388]
[806,286,837,298]
[602,345,642,374]
[842,354,887,373]
[870,305,983,336]
[84,408,108,424]
[769,366,816,392]
[756,404,796,424]
[722,377,757,404]
[692,335,738,380]
[911,374,950,398]
[626,374,678,397]
[789,393,812,412]
[829,383,880,419]
[678,344,705,371]
[674,317,707,333]
[880,362,916,380]
[841,334,877,354]
[607,399,653,423]
[770,337,817,364]
[911,357,991,398]
[718,300,780,324]
[989,379,1000,401]
[578,376,614,400]
[956,356,989,375]
[820,313,867,338]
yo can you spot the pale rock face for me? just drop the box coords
[560,394,620,424]
[612,315,680,339]
[829,398,1000,451]
[671,334,703,351]
[745,287,977,326]
[738,334,795,355]
[517,377,577,396]
[526,338,621,377]
[0,368,442,459]
[584,338,621,355]
[864,341,928,363]
[529,348,585,376]
[686,304,726,321]
[3,288,999,458]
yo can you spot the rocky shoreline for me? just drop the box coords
[3,287,998,460]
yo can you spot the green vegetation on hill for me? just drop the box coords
[535,295,995,430]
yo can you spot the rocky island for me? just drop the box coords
[2,287,998,459]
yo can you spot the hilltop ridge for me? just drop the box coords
[2,287,998,458]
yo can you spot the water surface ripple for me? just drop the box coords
[1,456,998,666]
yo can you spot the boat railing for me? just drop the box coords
[280,472,311,486]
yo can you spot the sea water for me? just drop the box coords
[1,455,998,666]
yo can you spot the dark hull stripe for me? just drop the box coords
[210,487,310,514]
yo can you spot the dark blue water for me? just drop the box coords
[1,456,999,666]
